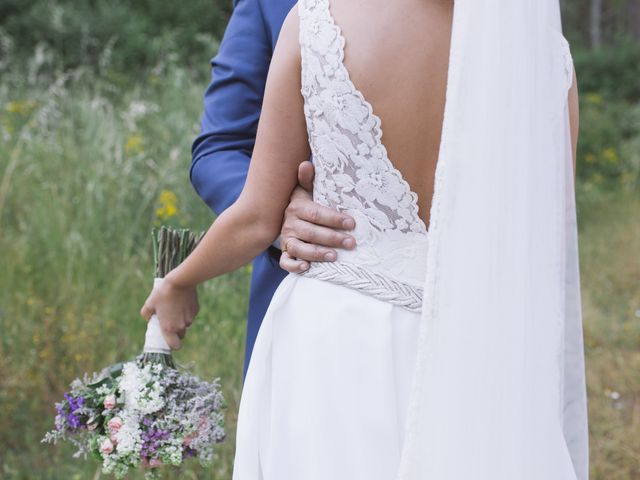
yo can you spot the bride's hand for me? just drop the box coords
[139,275,199,350]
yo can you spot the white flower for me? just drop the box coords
[96,385,111,396]
[114,412,142,456]
[119,362,165,415]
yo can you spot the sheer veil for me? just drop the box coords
[396,0,589,478]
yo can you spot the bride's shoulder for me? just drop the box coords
[273,4,301,57]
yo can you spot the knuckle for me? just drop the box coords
[306,206,320,224]
[286,247,298,260]
[280,223,292,238]
[312,245,325,260]
[283,204,295,220]
[286,238,298,254]
[283,222,299,241]
[302,225,316,242]
[288,197,303,213]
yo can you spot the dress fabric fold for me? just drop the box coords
[395,1,589,479]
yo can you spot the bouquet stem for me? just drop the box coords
[143,227,204,367]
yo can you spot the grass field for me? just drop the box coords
[1,68,639,479]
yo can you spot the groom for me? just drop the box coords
[190,0,356,378]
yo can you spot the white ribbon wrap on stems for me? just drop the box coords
[143,278,172,354]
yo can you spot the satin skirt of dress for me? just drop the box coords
[232,273,421,480]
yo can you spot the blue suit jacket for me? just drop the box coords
[191,0,297,379]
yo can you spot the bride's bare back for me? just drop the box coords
[229,0,456,244]
[330,0,453,226]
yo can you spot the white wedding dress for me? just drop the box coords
[233,0,589,479]
[232,1,430,479]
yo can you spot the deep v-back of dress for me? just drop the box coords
[232,1,427,479]
[298,0,429,311]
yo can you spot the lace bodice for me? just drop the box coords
[299,0,427,237]
[297,0,429,311]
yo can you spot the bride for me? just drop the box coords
[141,0,589,479]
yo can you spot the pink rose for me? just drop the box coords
[103,394,116,410]
[100,438,114,455]
[107,416,123,433]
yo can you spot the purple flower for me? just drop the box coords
[140,426,170,457]
[59,393,86,431]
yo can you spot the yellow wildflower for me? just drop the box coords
[5,100,37,115]
[585,93,603,105]
[124,133,144,154]
[584,153,596,164]
[602,147,618,164]
[156,189,179,220]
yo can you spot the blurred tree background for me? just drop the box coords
[0,1,639,479]
[1,0,639,192]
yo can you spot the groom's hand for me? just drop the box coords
[279,161,356,273]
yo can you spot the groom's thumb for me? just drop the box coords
[297,160,315,193]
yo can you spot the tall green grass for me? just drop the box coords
[578,191,640,480]
[1,67,639,478]
[0,69,248,478]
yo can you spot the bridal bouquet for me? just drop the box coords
[42,227,226,479]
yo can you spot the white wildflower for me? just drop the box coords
[119,362,165,415]
[114,412,142,456]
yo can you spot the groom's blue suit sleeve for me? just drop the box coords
[191,0,291,379]
[191,0,270,213]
